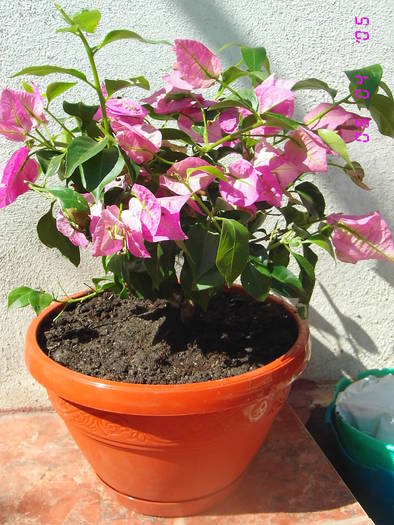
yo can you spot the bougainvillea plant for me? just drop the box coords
[2,6,394,319]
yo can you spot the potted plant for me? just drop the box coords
[1,5,393,517]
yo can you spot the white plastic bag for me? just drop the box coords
[336,373,394,443]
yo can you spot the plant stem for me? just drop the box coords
[192,194,221,232]
[190,95,209,146]
[28,182,55,200]
[328,161,345,169]
[52,290,104,321]
[77,30,110,135]
[200,120,264,154]
[41,122,55,147]
[56,290,101,305]
[153,153,175,165]
[45,108,75,138]
[26,132,56,150]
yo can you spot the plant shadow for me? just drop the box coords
[173,0,250,63]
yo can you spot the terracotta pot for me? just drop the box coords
[25,288,310,517]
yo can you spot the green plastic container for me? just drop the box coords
[333,368,394,471]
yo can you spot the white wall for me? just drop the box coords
[0,0,393,408]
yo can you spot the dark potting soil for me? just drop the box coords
[39,291,298,384]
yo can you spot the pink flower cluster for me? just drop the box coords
[59,185,188,258]
[0,84,46,141]
[0,38,393,267]
[0,85,45,207]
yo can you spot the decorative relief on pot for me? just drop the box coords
[243,386,289,423]
[243,398,268,422]
[48,392,171,447]
[48,391,238,448]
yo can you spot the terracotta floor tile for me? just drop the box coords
[0,403,372,524]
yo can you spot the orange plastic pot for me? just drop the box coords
[25,287,310,517]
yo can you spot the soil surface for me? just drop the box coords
[39,291,298,384]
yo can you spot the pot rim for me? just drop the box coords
[25,286,310,415]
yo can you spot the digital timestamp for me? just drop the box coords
[354,16,370,143]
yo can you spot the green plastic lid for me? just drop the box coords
[333,368,394,471]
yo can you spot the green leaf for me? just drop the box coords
[81,146,118,192]
[292,78,337,100]
[186,164,227,182]
[46,81,76,105]
[295,181,325,218]
[8,286,35,309]
[369,94,394,138]
[35,151,65,178]
[106,253,124,276]
[241,257,271,301]
[63,100,99,123]
[293,249,316,303]
[221,66,249,85]
[160,128,196,145]
[182,225,224,289]
[345,64,383,108]
[95,29,171,53]
[308,227,335,258]
[240,113,259,130]
[271,265,305,299]
[318,129,351,164]
[194,266,225,291]
[121,256,156,300]
[104,79,136,97]
[21,81,34,93]
[262,111,300,131]
[217,66,267,95]
[240,46,267,72]
[144,243,177,292]
[249,70,270,85]
[237,87,259,111]
[104,77,150,97]
[180,259,216,310]
[127,75,150,91]
[46,154,65,178]
[280,204,309,226]
[180,227,224,306]
[47,187,89,213]
[36,150,59,173]
[91,148,126,199]
[121,153,140,184]
[28,290,53,315]
[216,218,249,286]
[270,244,290,266]
[63,100,100,138]
[12,65,88,83]
[37,206,80,266]
[65,136,109,179]
[8,286,52,314]
[56,26,78,35]
[379,81,393,100]
[72,9,101,33]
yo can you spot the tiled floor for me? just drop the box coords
[0,394,373,525]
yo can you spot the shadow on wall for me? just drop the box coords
[374,260,394,288]
[308,283,381,379]
[173,0,252,63]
